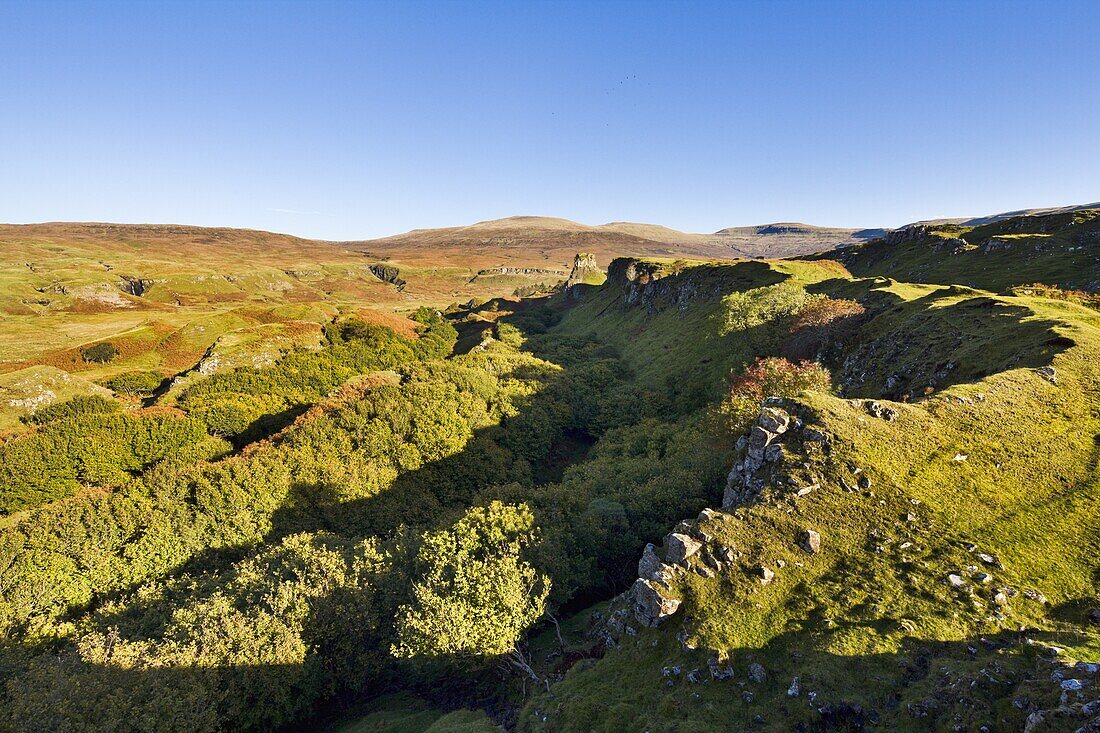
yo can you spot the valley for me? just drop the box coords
[0,209,1098,733]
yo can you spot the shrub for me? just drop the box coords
[1013,283,1100,311]
[104,370,165,394]
[784,296,866,360]
[392,501,549,661]
[720,283,815,336]
[0,411,216,512]
[80,342,120,363]
[23,394,119,425]
[720,357,832,433]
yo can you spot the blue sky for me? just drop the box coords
[2,0,1098,239]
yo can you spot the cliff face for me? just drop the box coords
[604,257,731,314]
[563,252,606,297]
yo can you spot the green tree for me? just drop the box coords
[392,501,549,683]
[80,342,120,363]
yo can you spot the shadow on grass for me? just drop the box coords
[0,260,1089,733]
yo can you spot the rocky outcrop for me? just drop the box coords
[604,257,720,314]
[724,402,823,508]
[118,275,158,296]
[563,252,604,299]
[369,263,407,291]
[477,266,567,277]
[630,578,681,627]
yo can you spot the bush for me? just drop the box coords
[1013,283,1100,311]
[393,501,548,659]
[784,296,866,360]
[80,342,120,363]
[720,283,815,337]
[0,411,217,512]
[23,394,119,425]
[104,370,165,394]
[720,357,832,433]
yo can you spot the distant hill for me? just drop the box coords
[355,215,880,267]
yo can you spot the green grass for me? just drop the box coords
[515,252,1100,732]
[828,209,1100,293]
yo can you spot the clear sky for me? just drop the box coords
[2,0,1098,240]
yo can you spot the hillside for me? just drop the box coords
[818,208,1100,293]
[907,201,1100,227]
[357,215,879,266]
[0,209,1098,733]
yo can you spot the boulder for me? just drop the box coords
[708,656,734,681]
[638,543,663,580]
[798,529,822,554]
[698,508,722,522]
[751,564,775,584]
[746,426,776,462]
[666,533,702,566]
[630,578,681,626]
[748,662,767,683]
[867,401,899,421]
[758,407,790,435]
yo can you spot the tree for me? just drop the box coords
[392,501,549,684]
[81,342,120,363]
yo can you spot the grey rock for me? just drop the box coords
[630,578,681,626]
[787,677,801,697]
[708,656,734,681]
[752,565,775,584]
[803,427,828,443]
[698,508,722,522]
[748,662,767,683]
[747,426,777,462]
[867,401,899,421]
[638,543,662,579]
[947,574,966,588]
[799,529,822,554]
[764,443,784,463]
[758,407,790,435]
[666,533,702,566]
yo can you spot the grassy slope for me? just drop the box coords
[518,252,1100,732]
[826,209,1100,293]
